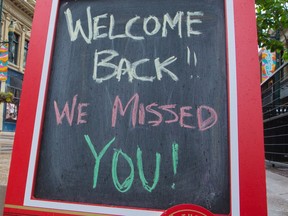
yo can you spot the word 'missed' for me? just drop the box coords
[53,93,218,131]
[112,93,218,131]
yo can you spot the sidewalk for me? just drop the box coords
[266,164,288,216]
[1,151,288,215]
[0,153,11,215]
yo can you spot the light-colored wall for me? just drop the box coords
[1,0,34,73]
[0,0,35,132]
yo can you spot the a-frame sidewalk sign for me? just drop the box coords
[4,0,267,215]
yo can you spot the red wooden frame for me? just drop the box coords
[3,0,267,215]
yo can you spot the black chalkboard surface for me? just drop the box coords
[34,0,229,214]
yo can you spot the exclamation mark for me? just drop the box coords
[187,47,198,79]
[187,47,197,67]
[187,47,191,65]
[171,142,179,189]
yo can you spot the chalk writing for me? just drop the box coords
[137,147,161,192]
[54,94,89,126]
[112,93,218,130]
[85,136,183,192]
[172,142,179,175]
[93,49,178,83]
[84,135,116,189]
[112,149,134,193]
[65,7,203,43]
[187,47,191,65]
[172,142,179,189]
[35,0,229,211]
[64,7,205,84]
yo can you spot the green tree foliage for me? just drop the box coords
[256,0,288,60]
[0,92,13,103]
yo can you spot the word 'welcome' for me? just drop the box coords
[65,7,204,44]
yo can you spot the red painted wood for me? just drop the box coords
[4,0,54,206]
[4,0,267,215]
[233,0,267,215]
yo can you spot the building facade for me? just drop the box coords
[261,28,288,163]
[0,0,35,135]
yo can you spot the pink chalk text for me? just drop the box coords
[112,93,218,131]
[54,94,89,126]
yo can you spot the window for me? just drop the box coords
[9,33,19,65]
[281,63,288,81]
[23,40,29,68]
[5,76,22,122]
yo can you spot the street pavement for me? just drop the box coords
[0,150,288,215]
[266,164,288,216]
[0,153,10,215]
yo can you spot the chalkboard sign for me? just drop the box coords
[33,0,229,214]
[4,0,268,215]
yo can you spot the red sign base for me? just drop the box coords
[161,204,214,216]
